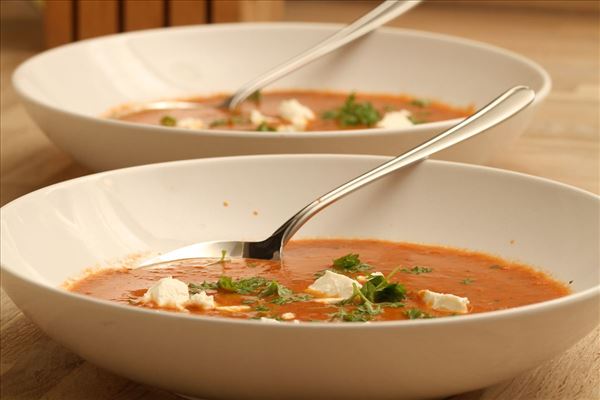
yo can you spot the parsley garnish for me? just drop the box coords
[410,98,430,108]
[460,278,475,285]
[405,308,434,319]
[248,90,262,103]
[271,293,312,305]
[330,303,382,322]
[254,304,270,312]
[333,270,406,322]
[188,281,218,294]
[400,266,433,275]
[358,270,406,303]
[259,281,312,304]
[408,115,426,125]
[217,276,269,294]
[256,121,276,131]
[212,276,311,305]
[322,93,381,127]
[160,115,177,126]
[209,119,228,128]
[259,280,292,298]
[332,253,372,273]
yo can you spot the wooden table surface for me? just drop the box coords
[1,1,598,399]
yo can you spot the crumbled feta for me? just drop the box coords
[142,276,190,309]
[307,270,361,300]
[276,124,298,132]
[187,291,216,310]
[376,110,413,129]
[278,99,315,130]
[311,297,344,304]
[292,319,301,324]
[281,312,296,320]
[419,289,470,314]
[177,118,205,130]
[260,317,280,323]
[215,305,252,313]
[356,275,368,283]
[250,109,273,125]
[370,272,384,277]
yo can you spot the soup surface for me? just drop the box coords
[113,90,472,132]
[69,239,569,323]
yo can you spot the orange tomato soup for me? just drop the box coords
[69,239,569,323]
[114,90,472,131]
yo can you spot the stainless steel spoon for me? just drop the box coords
[139,86,536,268]
[129,0,421,113]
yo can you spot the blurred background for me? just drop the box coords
[2,0,598,206]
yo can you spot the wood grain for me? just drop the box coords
[123,0,165,32]
[211,0,283,23]
[76,0,119,40]
[168,0,207,26]
[43,0,73,48]
[1,1,599,399]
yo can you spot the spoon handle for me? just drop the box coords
[274,86,536,249]
[227,0,421,109]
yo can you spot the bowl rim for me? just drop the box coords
[1,154,597,330]
[12,22,551,139]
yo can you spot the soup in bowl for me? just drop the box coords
[1,155,597,399]
[13,23,550,170]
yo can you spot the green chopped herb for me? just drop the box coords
[256,121,276,132]
[254,304,270,312]
[217,276,269,294]
[260,280,292,298]
[219,249,228,263]
[358,270,406,304]
[188,281,218,294]
[408,115,426,125]
[271,293,312,305]
[400,266,433,275]
[330,302,382,322]
[410,98,430,108]
[248,90,262,103]
[383,104,396,112]
[314,269,329,278]
[160,115,177,127]
[230,115,247,125]
[322,93,381,127]
[405,308,434,319]
[209,119,228,128]
[241,299,257,305]
[460,278,475,285]
[332,253,372,273]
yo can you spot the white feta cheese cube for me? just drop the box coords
[278,99,315,130]
[215,305,251,313]
[142,276,190,310]
[177,118,205,130]
[260,317,280,323]
[187,291,216,310]
[307,270,361,300]
[418,289,470,314]
[281,312,296,320]
[276,124,298,132]
[250,109,274,126]
[376,110,413,129]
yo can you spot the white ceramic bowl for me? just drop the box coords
[1,155,598,400]
[13,23,550,171]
